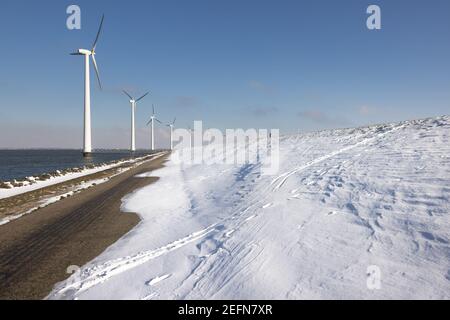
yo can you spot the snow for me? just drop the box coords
[49,116,450,300]
[146,274,172,286]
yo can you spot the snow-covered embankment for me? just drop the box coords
[50,116,450,299]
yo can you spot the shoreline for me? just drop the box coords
[0,152,165,199]
[0,152,166,225]
[0,152,169,300]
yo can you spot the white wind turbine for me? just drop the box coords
[166,117,176,150]
[188,125,193,147]
[123,91,150,152]
[146,105,162,151]
[71,15,104,157]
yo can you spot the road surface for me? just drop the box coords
[0,153,168,299]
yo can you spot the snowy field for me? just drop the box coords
[49,116,450,300]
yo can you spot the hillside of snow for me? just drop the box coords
[49,116,450,300]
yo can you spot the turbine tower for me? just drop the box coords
[123,91,150,152]
[188,125,193,148]
[146,105,162,151]
[166,117,176,150]
[71,15,104,157]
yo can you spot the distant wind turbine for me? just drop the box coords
[146,105,162,151]
[71,15,104,157]
[187,125,193,148]
[166,117,176,150]
[123,90,150,152]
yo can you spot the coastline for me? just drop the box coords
[0,152,169,299]
[0,152,166,225]
[0,152,163,200]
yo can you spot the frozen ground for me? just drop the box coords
[49,116,450,300]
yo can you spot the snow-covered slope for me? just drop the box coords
[49,116,450,300]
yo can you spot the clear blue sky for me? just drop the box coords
[0,0,449,148]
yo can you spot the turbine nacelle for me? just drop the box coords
[76,49,92,55]
[166,117,176,128]
[123,90,149,105]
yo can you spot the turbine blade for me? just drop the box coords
[123,90,133,100]
[173,117,177,125]
[92,15,105,51]
[136,91,150,102]
[155,118,162,124]
[91,55,102,90]
[146,118,153,126]
[152,104,155,115]
[70,52,83,56]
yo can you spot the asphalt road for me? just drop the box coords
[0,153,168,299]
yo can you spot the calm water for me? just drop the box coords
[0,150,155,181]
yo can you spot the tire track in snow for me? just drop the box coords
[53,177,276,298]
[271,124,405,191]
[53,223,220,296]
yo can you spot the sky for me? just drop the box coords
[0,0,449,149]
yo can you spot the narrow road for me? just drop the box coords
[0,153,168,299]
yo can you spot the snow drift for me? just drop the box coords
[49,116,450,300]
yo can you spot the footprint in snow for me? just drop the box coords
[197,238,222,257]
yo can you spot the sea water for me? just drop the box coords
[0,150,156,181]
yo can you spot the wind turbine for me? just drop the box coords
[71,15,104,157]
[188,125,193,147]
[123,91,150,152]
[146,105,162,151]
[166,117,176,150]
